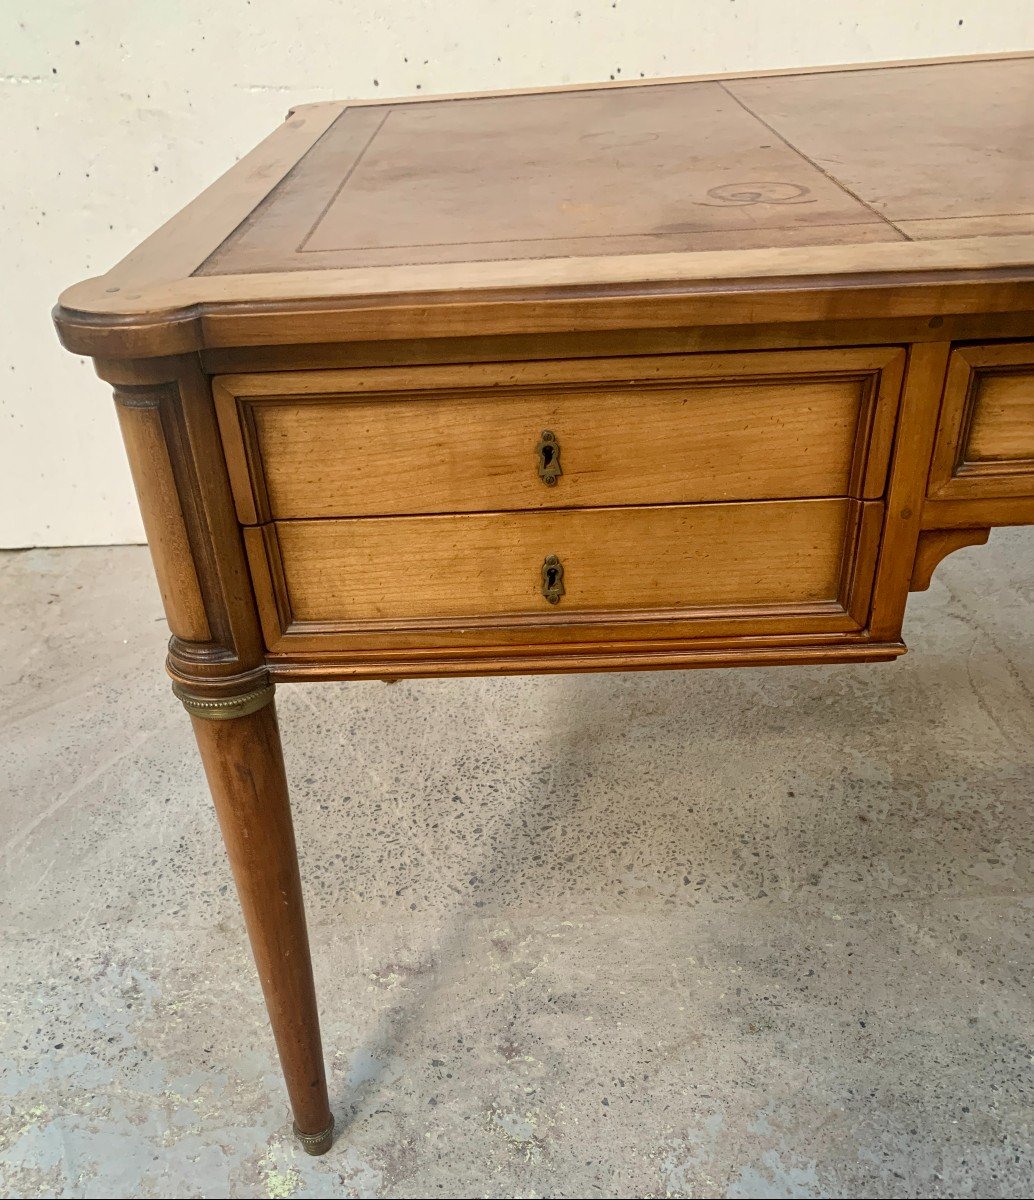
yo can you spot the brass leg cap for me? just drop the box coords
[293,1116,335,1156]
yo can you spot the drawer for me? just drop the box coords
[245,498,883,650]
[215,349,903,521]
[929,342,1034,500]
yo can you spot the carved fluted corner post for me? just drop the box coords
[112,380,213,645]
[102,357,334,1155]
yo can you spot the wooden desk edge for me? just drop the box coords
[51,269,1034,360]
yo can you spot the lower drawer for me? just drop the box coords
[246,498,883,652]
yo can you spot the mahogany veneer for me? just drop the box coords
[55,53,1034,1154]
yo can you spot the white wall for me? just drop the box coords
[2,2,1030,547]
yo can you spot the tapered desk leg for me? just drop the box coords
[175,681,335,1155]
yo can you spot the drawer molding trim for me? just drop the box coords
[244,498,883,658]
[264,638,907,682]
[928,342,1034,501]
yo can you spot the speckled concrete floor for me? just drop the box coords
[1,537,1032,1199]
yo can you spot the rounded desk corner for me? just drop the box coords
[53,286,205,361]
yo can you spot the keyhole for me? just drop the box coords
[536,431,561,486]
[542,553,564,604]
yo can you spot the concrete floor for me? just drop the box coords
[1,538,1032,1200]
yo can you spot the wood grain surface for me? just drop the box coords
[215,348,903,521]
[270,499,854,623]
[189,702,332,1139]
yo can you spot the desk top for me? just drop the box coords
[55,54,1034,357]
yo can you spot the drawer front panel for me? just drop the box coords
[258,498,863,627]
[215,349,903,521]
[929,343,1034,500]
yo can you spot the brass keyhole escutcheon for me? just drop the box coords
[536,430,562,486]
[541,554,565,604]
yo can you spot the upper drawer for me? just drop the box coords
[214,349,904,521]
[929,342,1034,501]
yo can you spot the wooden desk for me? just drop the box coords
[55,53,1034,1155]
